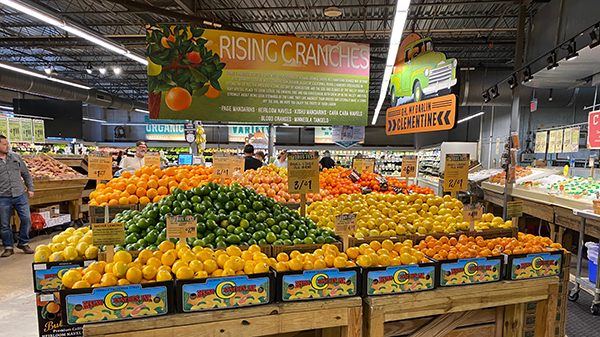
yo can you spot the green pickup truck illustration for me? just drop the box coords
[389,34,457,106]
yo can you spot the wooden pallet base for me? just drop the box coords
[363,277,559,337]
[84,297,362,337]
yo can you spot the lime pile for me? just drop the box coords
[114,183,337,251]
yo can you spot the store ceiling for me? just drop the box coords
[0,0,548,118]
[524,46,600,89]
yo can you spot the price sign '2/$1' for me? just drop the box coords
[444,153,470,192]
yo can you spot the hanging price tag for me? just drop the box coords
[8,117,21,142]
[444,154,469,192]
[353,158,375,173]
[166,215,197,239]
[401,155,417,178]
[213,153,232,178]
[145,152,161,167]
[33,119,45,143]
[288,151,319,194]
[88,152,113,180]
[0,116,7,140]
[92,223,125,246]
[20,118,33,143]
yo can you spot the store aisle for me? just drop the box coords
[0,235,52,337]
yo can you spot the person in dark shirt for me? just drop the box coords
[320,150,336,169]
[243,144,263,171]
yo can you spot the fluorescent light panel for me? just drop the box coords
[457,111,484,124]
[0,105,14,110]
[371,0,411,125]
[0,62,91,90]
[83,117,106,123]
[0,0,147,65]
[134,108,149,114]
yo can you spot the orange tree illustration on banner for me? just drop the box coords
[146,24,226,118]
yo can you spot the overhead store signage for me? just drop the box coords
[534,131,547,153]
[315,127,333,144]
[588,111,600,149]
[33,119,45,143]
[8,117,21,142]
[554,129,563,153]
[332,125,364,148]
[146,25,369,126]
[563,128,572,153]
[386,94,456,135]
[571,127,580,152]
[145,123,185,141]
[0,116,7,140]
[228,125,274,149]
[20,118,33,143]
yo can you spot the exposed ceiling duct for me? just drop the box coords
[0,66,147,111]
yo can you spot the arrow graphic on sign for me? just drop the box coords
[385,94,456,135]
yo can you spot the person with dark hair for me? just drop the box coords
[320,150,336,169]
[255,150,266,164]
[274,150,288,168]
[0,135,35,257]
[243,144,262,171]
[120,140,147,171]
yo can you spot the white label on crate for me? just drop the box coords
[40,294,54,302]
[84,260,93,266]
[33,264,46,270]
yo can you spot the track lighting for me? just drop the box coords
[113,66,122,75]
[44,66,52,74]
[523,67,533,83]
[508,74,518,90]
[491,85,499,99]
[546,52,558,70]
[85,64,93,74]
[98,66,107,75]
[482,90,491,103]
[590,25,600,49]
[566,40,579,61]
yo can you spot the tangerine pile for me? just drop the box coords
[61,241,273,289]
[415,233,563,261]
[320,167,361,199]
[89,165,226,206]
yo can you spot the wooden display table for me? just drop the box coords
[84,297,362,337]
[30,178,88,221]
[363,277,559,337]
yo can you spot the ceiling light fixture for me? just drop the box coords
[590,25,600,49]
[43,66,52,74]
[508,74,518,90]
[482,91,491,103]
[202,21,222,28]
[549,88,553,102]
[566,40,579,61]
[0,0,147,65]
[0,62,91,90]
[371,0,411,125]
[324,6,342,18]
[457,111,484,124]
[0,105,14,111]
[85,64,93,74]
[134,108,149,114]
[98,66,107,75]
[546,51,558,70]
[490,85,499,99]
[523,67,533,83]
[82,117,106,123]
[113,66,122,75]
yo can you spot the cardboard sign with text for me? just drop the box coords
[288,152,319,194]
[166,215,197,239]
[386,94,456,135]
[463,203,483,222]
[145,152,161,167]
[92,223,125,246]
[443,154,469,192]
[88,152,113,180]
[401,155,417,178]
[507,201,523,218]
[335,214,357,235]
[213,153,233,178]
[353,158,375,173]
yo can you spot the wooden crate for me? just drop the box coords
[89,204,138,223]
[363,277,559,337]
[522,251,570,337]
[468,227,516,240]
[84,297,362,337]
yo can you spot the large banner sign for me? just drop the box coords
[147,25,370,125]
[385,33,457,135]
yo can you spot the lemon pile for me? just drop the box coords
[349,239,426,268]
[308,193,512,238]
[34,227,99,263]
[272,244,356,272]
[61,241,273,289]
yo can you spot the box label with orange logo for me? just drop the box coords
[386,94,456,135]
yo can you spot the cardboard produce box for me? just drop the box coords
[36,292,83,337]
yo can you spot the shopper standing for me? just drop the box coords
[243,144,263,171]
[255,150,267,164]
[120,140,147,171]
[0,135,35,257]
[274,150,288,168]
[320,150,336,169]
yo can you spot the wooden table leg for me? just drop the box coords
[503,303,524,337]
[363,305,384,337]
[341,306,362,337]
[534,283,559,337]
